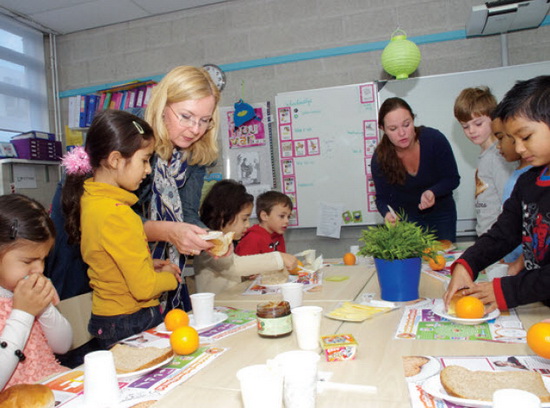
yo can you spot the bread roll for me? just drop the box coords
[440,365,550,402]
[110,344,174,374]
[201,231,234,257]
[0,384,55,408]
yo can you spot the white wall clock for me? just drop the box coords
[203,64,226,92]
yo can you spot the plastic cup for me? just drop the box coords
[273,350,320,408]
[190,292,215,327]
[236,364,283,408]
[281,282,303,309]
[83,350,120,406]
[291,306,322,351]
[486,264,509,281]
[493,389,541,407]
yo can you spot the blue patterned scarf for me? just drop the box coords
[150,148,191,311]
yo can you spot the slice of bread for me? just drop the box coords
[440,365,550,402]
[201,231,234,256]
[111,344,174,374]
[403,356,430,377]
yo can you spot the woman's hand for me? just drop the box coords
[167,222,213,256]
[443,265,473,310]
[12,274,57,316]
[418,190,435,210]
[281,253,299,272]
[153,259,182,283]
[384,212,398,225]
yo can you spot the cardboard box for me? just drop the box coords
[320,334,357,362]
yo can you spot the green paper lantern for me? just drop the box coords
[381,29,421,80]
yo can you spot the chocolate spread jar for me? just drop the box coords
[256,301,292,338]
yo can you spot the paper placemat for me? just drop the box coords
[395,298,526,343]
[406,355,550,408]
[45,345,227,407]
[146,306,257,343]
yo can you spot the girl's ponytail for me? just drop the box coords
[61,146,92,244]
[62,173,87,244]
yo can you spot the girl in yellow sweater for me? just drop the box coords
[62,110,180,349]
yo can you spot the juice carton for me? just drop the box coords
[320,334,357,362]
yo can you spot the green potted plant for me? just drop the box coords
[357,216,440,301]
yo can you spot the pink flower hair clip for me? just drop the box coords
[61,146,92,175]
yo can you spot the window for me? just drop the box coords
[0,14,48,143]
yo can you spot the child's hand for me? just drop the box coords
[12,274,56,316]
[281,253,299,272]
[418,190,435,210]
[463,282,498,313]
[443,265,473,310]
[153,259,182,283]
[506,255,524,276]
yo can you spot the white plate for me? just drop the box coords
[156,311,228,334]
[258,275,297,289]
[421,373,550,407]
[117,354,174,380]
[432,303,500,325]
[405,356,440,383]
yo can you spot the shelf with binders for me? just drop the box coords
[67,80,157,130]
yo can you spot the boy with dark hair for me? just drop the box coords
[235,191,293,256]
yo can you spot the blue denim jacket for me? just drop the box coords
[132,154,207,228]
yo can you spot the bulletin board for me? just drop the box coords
[219,102,276,213]
[378,61,550,235]
[275,82,381,229]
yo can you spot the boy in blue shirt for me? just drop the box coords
[444,76,550,313]
[492,115,532,276]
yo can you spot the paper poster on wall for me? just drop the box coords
[275,82,382,228]
[220,102,276,191]
[226,106,266,148]
[236,151,261,185]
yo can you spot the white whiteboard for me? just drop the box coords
[379,61,550,235]
[275,82,382,228]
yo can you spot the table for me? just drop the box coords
[215,263,375,304]
[153,261,546,407]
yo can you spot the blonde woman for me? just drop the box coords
[133,65,223,310]
[48,66,223,313]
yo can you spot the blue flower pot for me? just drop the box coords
[374,257,422,302]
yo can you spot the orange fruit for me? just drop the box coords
[428,254,446,271]
[164,308,189,331]
[289,260,304,275]
[343,252,356,266]
[454,296,485,319]
[170,326,200,355]
[527,322,550,359]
